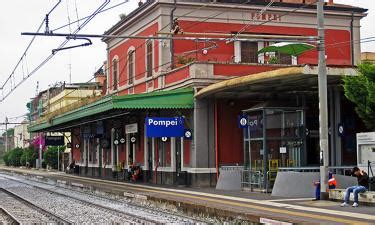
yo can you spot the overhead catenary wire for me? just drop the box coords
[0,0,110,103]
[19,1,371,115]
[0,0,62,90]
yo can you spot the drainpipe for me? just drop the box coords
[215,100,219,180]
[350,11,354,66]
[170,0,177,69]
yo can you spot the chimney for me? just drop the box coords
[94,62,106,86]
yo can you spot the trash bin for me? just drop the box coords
[74,165,80,175]
[177,171,188,186]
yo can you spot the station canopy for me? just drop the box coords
[28,88,194,133]
[195,65,356,99]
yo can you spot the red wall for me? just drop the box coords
[216,100,253,165]
[135,123,144,164]
[174,20,351,66]
[184,139,191,167]
[109,22,159,93]
[72,128,81,162]
[165,67,190,85]
[214,64,282,76]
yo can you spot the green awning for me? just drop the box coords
[113,88,194,109]
[28,88,194,132]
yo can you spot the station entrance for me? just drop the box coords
[243,106,305,190]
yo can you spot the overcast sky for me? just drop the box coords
[0,0,374,130]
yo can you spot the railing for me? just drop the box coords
[278,166,355,176]
[241,169,263,192]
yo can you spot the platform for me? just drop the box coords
[1,166,374,224]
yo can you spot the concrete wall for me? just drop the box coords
[272,172,357,198]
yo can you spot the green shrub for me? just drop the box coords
[44,146,65,169]
[3,150,11,166]
[8,148,23,166]
[20,147,37,167]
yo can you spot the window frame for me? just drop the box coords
[112,57,119,91]
[127,49,135,85]
[145,39,154,78]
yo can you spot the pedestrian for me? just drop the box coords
[340,167,369,207]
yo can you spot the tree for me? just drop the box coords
[343,62,375,130]
[43,146,65,169]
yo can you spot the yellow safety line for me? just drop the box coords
[1,168,370,224]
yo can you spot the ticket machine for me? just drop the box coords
[356,132,375,173]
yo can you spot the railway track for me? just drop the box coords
[0,174,208,224]
[0,188,72,224]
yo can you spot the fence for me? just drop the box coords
[239,165,356,191]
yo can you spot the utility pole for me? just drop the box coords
[5,117,8,152]
[317,0,329,200]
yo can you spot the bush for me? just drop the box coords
[8,148,23,167]
[44,146,65,169]
[20,147,37,167]
[3,150,11,166]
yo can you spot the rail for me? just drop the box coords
[0,188,73,224]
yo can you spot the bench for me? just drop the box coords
[329,189,375,205]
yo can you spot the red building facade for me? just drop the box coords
[29,0,368,187]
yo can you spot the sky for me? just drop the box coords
[0,0,374,131]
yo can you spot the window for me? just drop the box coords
[146,40,153,77]
[112,59,118,90]
[279,52,292,64]
[128,50,135,85]
[241,42,258,63]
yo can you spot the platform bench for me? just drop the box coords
[329,189,375,205]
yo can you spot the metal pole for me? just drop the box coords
[39,134,43,169]
[57,146,60,171]
[317,0,329,200]
[5,117,8,152]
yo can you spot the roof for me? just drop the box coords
[195,65,357,99]
[103,0,367,38]
[28,88,194,132]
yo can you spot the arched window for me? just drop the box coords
[112,58,118,90]
[146,40,153,77]
[128,50,135,85]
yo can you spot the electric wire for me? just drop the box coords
[0,1,110,103]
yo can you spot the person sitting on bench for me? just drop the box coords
[341,167,369,207]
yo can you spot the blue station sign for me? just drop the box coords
[146,117,185,137]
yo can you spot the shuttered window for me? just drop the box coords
[241,42,258,63]
[112,59,118,90]
[146,41,153,77]
[128,50,135,85]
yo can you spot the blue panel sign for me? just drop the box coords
[146,117,184,137]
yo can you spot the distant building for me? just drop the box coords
[13,120,30,148]
[361,52,375,63]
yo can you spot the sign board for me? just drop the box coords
[280,147,287,154]
[184,129,192,139]
[113,139,119,145]
[238,115,248,128]
[126,123,138,134]
[120,138,126,144]
[146,117,184,137]
[338,123,345,137]
[161,137,168,142]
[83,133,102,139]
[130,136,137,143]
[45,136,64,146]
[260,218,292,225]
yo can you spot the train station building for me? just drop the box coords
[28,0,368,188]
